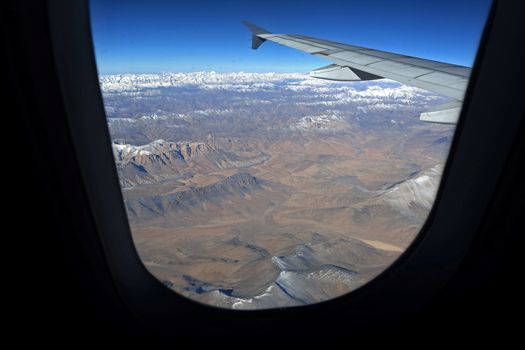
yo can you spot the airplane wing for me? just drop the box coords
[243,21,471,124]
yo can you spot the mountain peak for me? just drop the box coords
[112,139,215,162]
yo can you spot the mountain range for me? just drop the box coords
[103,72,454,309]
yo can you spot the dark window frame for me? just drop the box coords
[33,0,524,335]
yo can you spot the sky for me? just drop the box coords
[90,0,492,74]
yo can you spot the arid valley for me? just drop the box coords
[102,72,454,308]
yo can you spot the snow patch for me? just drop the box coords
[382,165,443,217]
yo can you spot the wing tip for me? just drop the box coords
[242,21,270,49]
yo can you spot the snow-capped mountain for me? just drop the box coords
[112,139,269,188]
[381,165,443,218]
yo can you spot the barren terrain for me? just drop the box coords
[102,72,454,308]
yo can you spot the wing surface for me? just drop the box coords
[243,21,471,124]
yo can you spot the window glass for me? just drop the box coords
[90,0,491,309]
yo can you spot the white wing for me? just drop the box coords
[243,21,470,124]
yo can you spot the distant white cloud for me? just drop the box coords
[99,72,306,92]
[100,71,448,116]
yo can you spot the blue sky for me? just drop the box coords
[90,0,492,74]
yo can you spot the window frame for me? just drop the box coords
[43,0,524,333]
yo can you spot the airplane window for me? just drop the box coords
[89,0,491,309]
